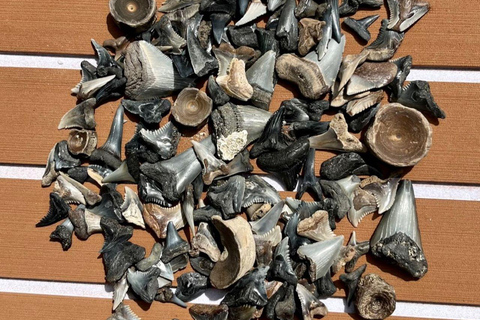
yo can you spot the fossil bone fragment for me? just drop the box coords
[172,88,213,127]
[355,273,396,319]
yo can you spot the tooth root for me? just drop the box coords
[77,75,116,100]
[103,161,135,184]
[100,105,124,159]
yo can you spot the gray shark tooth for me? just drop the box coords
[127,267,161,303]
[189,304,229,320]
[191,222,221,262]
[121,98,171,125]
[340,264,367,306]
[161,221,190,264]
[297,235,344,281]
[191,140,228,185]
[207,75,230,106]
[139,122,181,160]
[187,20,219,77]
[140,136,215,202]
[210,13,231,45]
[320,152,382,181]
[207,175,246,219]
[362,176,400,214]
[387,0,429,32]
[71,60,97,95]
[346,61,397,96]
[274,283,296,320]
[211,103,271,161]
[87,164,113,186]
[276,0,298,52]
[283,213,311,258]
[346,90,384,117]
[91,39,118,72]
[388,55,413,100]
[151,15,187,54]
[371,180,428,278]
[345,231,370,273]
[42,145,59,187]
[135,242,163,271]
[120,187,144,229]
[59,172,102,206]
[138,174,171,207]
[112,272,129,311]
[296,283,328,320]
[308,113,366,153]
[348,187,378,227]
[269,237,297,285]
[328,0,342,43]
[49,218,74,251]
[236,0,267,27]
[344,15,379,42]
[336,52,369,93]
[77,75,116,100]
[297,210,336,242]
[320,179,350,220]
[142,202,186,238]
[250,106,290,158]
[175,272,209,302]
[53,141,81,171]
[249,200,284,235]
[246,50,276,109]
[242,175,281,209]
[53,174,86,205]
[125,40,194,99]
[107,303,141,320]
[58,98,96,130]
[315,269,337,299]
[268,0,285,12]
[103,161,136,184]
[315,4,332,61]
[220,148,254,179]
[297,148,322,200]
[155,259,174,282]
[221,266,269,308]
[362,19,404,62]
[182,184,196,237]
[395,80,446,119]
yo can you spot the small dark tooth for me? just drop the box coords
[256,28,280,57]
[315,269,337,299]
[200,0,236,16]
[207,176,246,219]
[320,179,350,220]
[395,80,446,119]
[211,13,231,45]
[175,272,209,302]
[49,219,74,251]
[263,283,286,320]
[228,24,259,48]
[276,0,298,52]
[345,240,370,273]
[127,267,161,303]
[340,264,367,306]
[190,255,215,276]
[94,77,127,106]
[388,55,413,100]
[344,15,379,42]
[54,140,81,171]
[161,221,190,264]
[193,204,222,224]
[297,148,322,200]
[320,152,381,181]
[344,103,380,133]
[289,121,330,139]
[66,166,89,184]
[283,213,311,258]
[122,98,171,124]
[207,75,230,106]
[280,98,329,122]
[268,251,297,285]
[36,193,71,227]
[172,48,196,78]
[221,266,269,308]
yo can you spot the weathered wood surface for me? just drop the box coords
[0,1,479,68]
[1,179,479,305]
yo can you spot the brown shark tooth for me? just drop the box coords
[361,176,400,214]
[297,210,336,242]
[298,18,325,56]
[53,174,86,205]
[191,140,229,185]
[362,19,404,62]
[103,36,130,61]
[59,172,102,206]
[216,58,254,101]
[331,241,356,274]
[172,88,213,127]
[355,274,396,320]
[387,0,429,32]
[346,61,398,96]
[346,90,384,118]
[142,202,186,239]
[189,304,229,320]
[348,187,378,227]
[365,103,432,167]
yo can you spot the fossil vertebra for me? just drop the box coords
[173,88,212,127]
[109,0,157,30]
[67,129,97,156]
[355,273,396,319]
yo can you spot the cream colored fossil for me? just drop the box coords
[172,88,213,127]
[216,58,254,101]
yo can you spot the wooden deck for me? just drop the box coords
[0,0,479,318]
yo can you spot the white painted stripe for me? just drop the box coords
[0,53,480,84]
[1,278,479,319]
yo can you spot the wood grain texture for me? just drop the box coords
[1,179,479,305]
[0,293,434,320]
[0,1,479,68]
[0,67,478,184]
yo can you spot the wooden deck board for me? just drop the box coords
[1,179,479,305]
[0,68,478,184]
[0,1,479,68]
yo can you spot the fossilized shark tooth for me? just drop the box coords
[53,141,81,171]
[112,272,129,311]
[395,80,446,119]
[212,44,236,77]
[366,103,432,167]
[257,137,310,191]
[340,264,367,306]
[209,215,256,289]
[264,282,286,320]
[68,205,89,240]
[175,272,209,302]
[315,3,332,61]
[103,36,130,61]
[315,269,336,299]
[189,304,229,320]
[283,213,311,258]
[49,218,74,251]
[268,237,297,285]
[150,15,187,55]
[388,55,412,100]
[59,172,101,206]
[297,148,322,201]
[207,175,246,219]
[348,187,378,227]
[58,98,96,130]
[355,274,396,320]
[296,283,328,320]
[103,161,136,184]
[216,58,254,101]
[285,99,330,122]
[346,62,397,96]
[328,0,342,44]
[159,0,201,12]
[345,102,380,133]
[268,0,285,12]
[323,175,360,220]
[53,175,85,205]
[336,52,369,93]
[228,24,258,49]
[155,286,186,307]
[362,19,404,62]
[242,175,281,209]
[331,241,356,274]
[298,18,325,56]
[219,148,254,180]
[71,61,97,95]
[282,100,310,123]
[210,13,231,45]
[346,90,384,117]
[136,242,163,271]
[191,222,221,262]
[182,184,196,237]
[361,176,400,214]
[107,303,141,320]
[256,28,280,57]
[77,75,116,100]
[331,87,370,108]
[236,0,267,26]
[87,164,113,186]
[274,283,296,320]
[139,122,181,160]
[138,174,171,207]
[276,0,298,52]
[245,50,276,109]
[297,235,344,281]
[371,180,428,278]
[164,4,200,31]
[191,140,228,185]
[308,113,366,153]
[297,210,336,242]
[124,40,194,99]
[42,145,59,187]
[172,87,213,127]
[120,187,144,228]
[339,0,383,16]
[222,266,269,307]
[67,129,97,157]
[140,136,215,202]
[190,254,215,276]
[344,15,379,42]
[161,221,190,263]
[90,105,124,169]
[387,0,429,32]
[287,121,330,141]
[91,39,121,77]
[88,185,124,222]
[211,103,271,160]
[207,75,230,106]
[84,208,103,236]
[121,98,171,125]
[142,202,186,238]
[249,200,284,235]
[127,267,161,303]
[187,18,219,77]
[344,231,370,273]
[109,0,156,30]
[320,152,381,181]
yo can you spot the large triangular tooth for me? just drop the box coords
[236,0,267,27]
[191,140,228,185]
[249,200,285,235]
[112,272,129,311]
[100,105,124,159]
[120,187,145,228]
[246,50,276,93]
